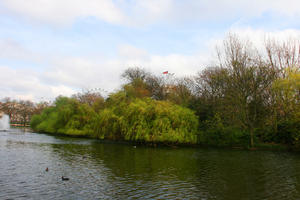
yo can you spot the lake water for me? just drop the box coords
[1,128,300,199]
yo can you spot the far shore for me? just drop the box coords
[10,124,30,127]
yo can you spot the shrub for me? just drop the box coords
[198,113,249,147]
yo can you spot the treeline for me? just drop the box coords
[31,34,299,147]
[0,98,49,125]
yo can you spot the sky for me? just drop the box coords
[1,0,300,102]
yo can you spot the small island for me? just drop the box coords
[27,36,300,149]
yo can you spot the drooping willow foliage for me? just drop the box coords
[31,94,199,144]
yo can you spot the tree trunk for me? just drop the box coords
[250,128,254,147]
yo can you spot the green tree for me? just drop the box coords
[272,67,300,145]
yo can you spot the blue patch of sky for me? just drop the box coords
[232,11,300,30]
[0,59,46,72]
[71,17,232,56]
[54,17,203,56]
[0,13,232,61]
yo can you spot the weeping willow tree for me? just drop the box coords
[92,91,199,144]
[31,92,199,144]
[30,96,97,136]
[119,98,198,143]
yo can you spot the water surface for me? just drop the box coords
[1,128,300,199]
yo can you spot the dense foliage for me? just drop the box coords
[31,92,199,144]
[29,34,300,147]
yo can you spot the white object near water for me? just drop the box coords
[0,114,10,130]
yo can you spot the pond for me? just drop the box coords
[1,128,300,199]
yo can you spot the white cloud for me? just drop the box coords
[118,44,148,60]
[230,28,300,42]
[0,38,42,62]
[0,65,76,102]
[50,85,76,98]
[129,0,173,25]
[115,44,208,75]
[1,0,127,26]
[43,57,122,92]
[2,0,300,26]
[169,0,300,21]
[206,28,300,54]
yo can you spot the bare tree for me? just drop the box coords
[265,38,300,77]
[121,67,150,83]
[72,89,104,107]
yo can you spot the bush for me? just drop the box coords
[198,113,249,147]
[30,96,97,136]
[93,109,121,140]
[119,98,198,144]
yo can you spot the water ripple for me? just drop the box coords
[1,129,300,199]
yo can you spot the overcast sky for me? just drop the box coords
[1,0,300,101]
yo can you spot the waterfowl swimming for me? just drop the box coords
[62,176,69,181]
[45,167,49,172]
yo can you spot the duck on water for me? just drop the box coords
[62,176,69,181]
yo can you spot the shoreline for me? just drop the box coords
[31,129,293,152]
[10,124,30,127]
